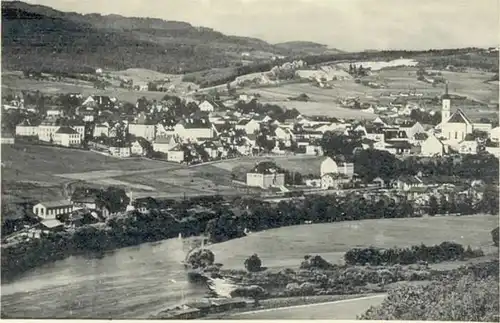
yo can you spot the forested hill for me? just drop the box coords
[1,1,338,74]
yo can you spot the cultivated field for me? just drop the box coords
[209,214,499,269]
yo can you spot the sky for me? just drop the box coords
[21,0,500,51]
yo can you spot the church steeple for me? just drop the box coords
[441,82,451,123]
[442,82,450,100]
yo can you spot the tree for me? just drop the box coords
[492,227,499,247]
[244,254,262,272]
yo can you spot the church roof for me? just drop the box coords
[447,109,472,125]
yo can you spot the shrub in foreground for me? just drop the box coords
[359,273,499,322]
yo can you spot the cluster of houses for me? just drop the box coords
[7,84,500,163]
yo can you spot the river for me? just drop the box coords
[1,236,211,319]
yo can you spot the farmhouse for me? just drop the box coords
[246,162,285,189]
[458,139,479,155]
[53,126,81,147]
[33,200,74,220]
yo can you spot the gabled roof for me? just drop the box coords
[35,200,73,208]
[56,126,79,134]
[155,135,176,144]
[447,109,472,125]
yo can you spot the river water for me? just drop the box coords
[1,237,211,319]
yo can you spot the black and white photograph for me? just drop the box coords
[0,0,499,320]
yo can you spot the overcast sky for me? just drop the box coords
[23,0,499,51]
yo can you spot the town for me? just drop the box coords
[1,0,499,320]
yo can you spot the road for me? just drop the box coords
[231,294,386,320]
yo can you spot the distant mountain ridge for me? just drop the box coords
[1,1,342,74]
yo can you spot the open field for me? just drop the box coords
[248,67,498,117]
[1,144,179,202]
[2,73,168,103]
[211,155,324,176]
[209,214,499,270]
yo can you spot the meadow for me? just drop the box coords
[209,214,498,270]
[1,144,176,202]
[249,67,498,118]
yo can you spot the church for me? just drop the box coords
[436,83,492,147]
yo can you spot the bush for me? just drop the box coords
[344,242,472,266]
[300,255,335,270]
[492,227,499,247]
[359,273,499,321]
[244,254,263,272]
[185,248,215,269]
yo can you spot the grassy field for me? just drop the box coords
[249,67,498,118]
[1,73,169,103]
[209,215,499,269]
[1,144,178,202]
[211,155,324,176]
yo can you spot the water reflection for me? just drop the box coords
[1,237,208,319]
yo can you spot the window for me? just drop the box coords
[455,132,458,139]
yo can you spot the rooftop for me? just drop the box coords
[56,126,79,135]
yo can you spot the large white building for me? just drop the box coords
[246,162,285,189]
[174,118,216,141]
[54,126,81,147]
[33,200,74,219]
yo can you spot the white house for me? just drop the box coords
[167,145,185,163]
[420,134,445,157]
[109,146,131,158]
[46,109,63,118]
[320,157,338,177]
[38,121,60,142]
[33,200,74,219]
[128,123,156,141]
[235,119,261,135]
[321,173,350,190]
[93,123,109,138]
[153,135,178,154]
[199,100,225,112]
[131,140,148,156]
[400,121,426,141]
[489,127,500,142]
[458,140,478,155]
[54,126,81,147]
[246,172,285,189]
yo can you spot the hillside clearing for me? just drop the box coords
[209,215,498,269]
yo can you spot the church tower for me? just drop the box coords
[441,82,451,123]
